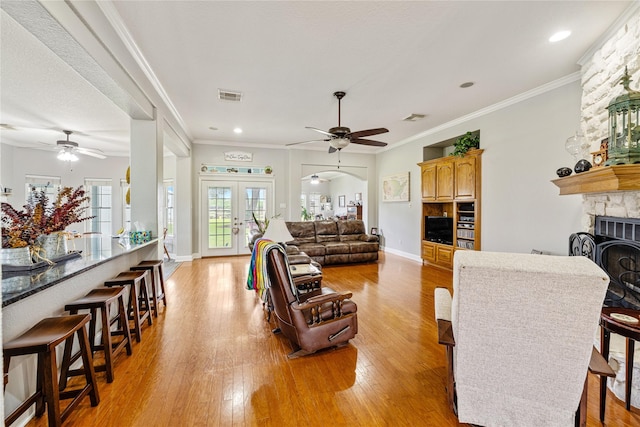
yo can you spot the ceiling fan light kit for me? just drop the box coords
[287,91,389,152]
[57,147,79,162]
[55,130,106,160]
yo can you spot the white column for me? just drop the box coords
[130,118,163,259]
[175,155,193,261]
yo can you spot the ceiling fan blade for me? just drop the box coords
[347,128,389,139]
[305,126,337,137]
[286,138,330,147]
[76,147,107,159]
[351,138,388,147]
[328,146,338,154]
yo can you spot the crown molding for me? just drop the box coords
[383,72,581,152]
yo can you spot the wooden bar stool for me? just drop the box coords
[3,314,100,427]
[104,271,152,342]
[61,287,133,384]
[130,260,167,317]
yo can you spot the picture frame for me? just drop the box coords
[370,227,378,235]
[382,172,410,202]
[355,192,362,201]
[339,195,346,207]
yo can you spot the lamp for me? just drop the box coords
[263,217,293,249]
[57,147,79,162]
[607,66,640,165]
[310,174,320,185]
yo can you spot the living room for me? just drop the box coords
[2,1,640,425]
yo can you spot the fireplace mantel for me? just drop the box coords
[552,164,640,195]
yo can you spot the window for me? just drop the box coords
[164,180,174,236]
[25,175,61,205]
[121,179,131,231]
[84,178,112,235]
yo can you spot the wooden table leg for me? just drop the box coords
[600,327,611,422]
[626,337,635,411]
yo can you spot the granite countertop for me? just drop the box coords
[1,236,158,307]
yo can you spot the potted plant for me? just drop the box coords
[1,186,93,264]
[452,132,480,157]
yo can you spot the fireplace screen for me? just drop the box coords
[570,216,640,309]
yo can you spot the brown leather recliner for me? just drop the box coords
[266,248,358,358]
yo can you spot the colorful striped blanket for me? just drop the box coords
[246,238,291,302]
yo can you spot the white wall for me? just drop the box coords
[330,174,366,220]
[1,144,130,233]
[377,80,584,257]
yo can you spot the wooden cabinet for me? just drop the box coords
[347,205,362,220]
[455,155,476,199]
[418,149,483,270]
[421,163,437,201]
[436,160,454,201]
[419,158,454,201]
[422,241,453,269]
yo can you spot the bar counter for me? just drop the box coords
[2,236,159,343]
[2,236,158,307]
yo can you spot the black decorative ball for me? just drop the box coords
[574,159,592,173]
[556,167,572,177]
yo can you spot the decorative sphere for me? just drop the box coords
[574,159,592,173]
[556,167,572,177]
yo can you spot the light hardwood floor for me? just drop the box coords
[25,252,640,426]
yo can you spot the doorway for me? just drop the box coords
[200,179,273,257]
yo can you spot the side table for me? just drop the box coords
[600,307,640,420]
[290,264,322,294]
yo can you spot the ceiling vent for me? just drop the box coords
[402,113,426,122]
[218,89,242,102]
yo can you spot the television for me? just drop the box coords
[425,216,453,245]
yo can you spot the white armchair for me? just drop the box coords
[435,250,615,427]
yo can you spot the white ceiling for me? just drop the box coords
[0,1,634,157]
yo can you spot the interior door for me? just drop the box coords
[201,180,272,257]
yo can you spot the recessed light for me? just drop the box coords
[233,127,243,134]
[460,82,474,88]
[549,30,571,43]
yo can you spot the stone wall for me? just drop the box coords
[580,7,640,230]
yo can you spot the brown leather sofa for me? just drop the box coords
[250,220,379,266]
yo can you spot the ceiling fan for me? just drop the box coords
[287,91,389,153]
[303,174,329,185]
[56,130,106,161]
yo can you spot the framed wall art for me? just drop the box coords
[382,172,410,202]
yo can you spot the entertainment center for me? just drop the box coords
[418,149,482,269]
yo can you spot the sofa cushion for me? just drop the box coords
[337,220,367,242]
[297,243,326,257]
[349,252,378,263]
[349,241,379,254]
[324,254,351,265]
[315,221,339,243]
[324,241,350,255]
[287,221,316,245]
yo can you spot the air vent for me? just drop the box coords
[218,89,242,102]
[402,113,426,122]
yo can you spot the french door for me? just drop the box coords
[200,179,273,257]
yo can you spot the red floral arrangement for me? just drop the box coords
[1,186,94,248]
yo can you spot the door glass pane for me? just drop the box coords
[208,186,232,248]
[244,186,267,247]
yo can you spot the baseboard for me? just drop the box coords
[382,247,423,263]
[174,254,195,262]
